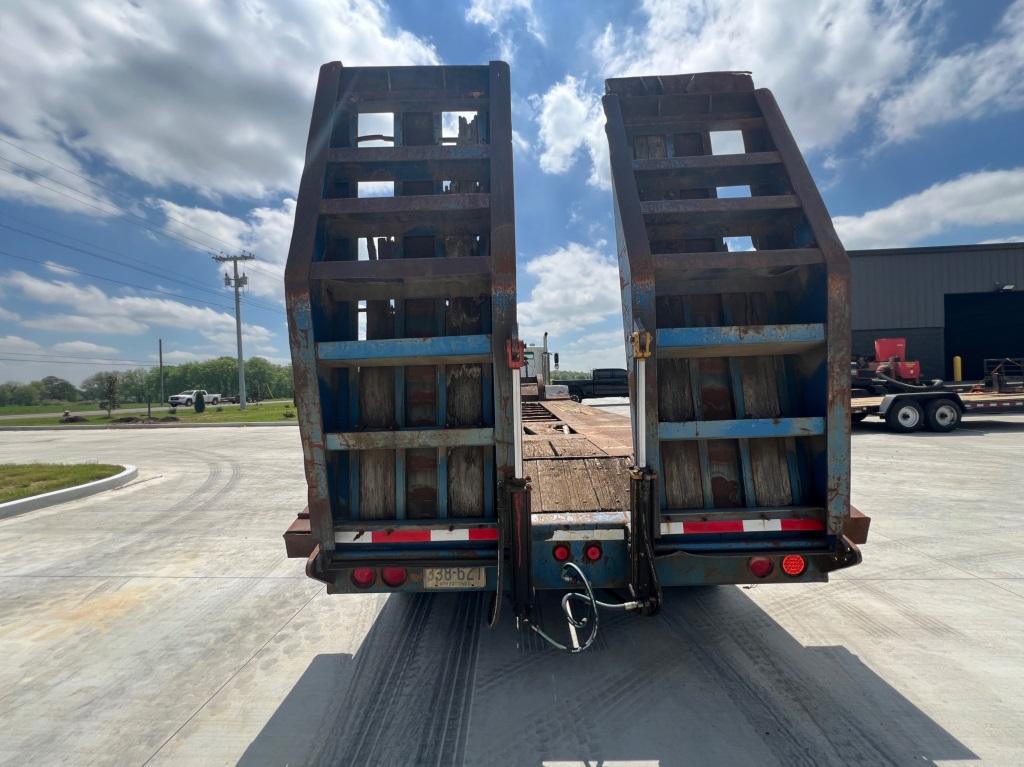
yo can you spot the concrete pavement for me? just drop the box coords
[0,417,1022,765]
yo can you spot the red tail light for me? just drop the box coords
[553,543,571,562]
[782,554,806,577]
[584,544,602,562]
[381,567,407,587]
[351,567,376,588]
[748,556,773,578]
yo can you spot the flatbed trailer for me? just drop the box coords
[852,389,1024,433]
[282,63,868,650]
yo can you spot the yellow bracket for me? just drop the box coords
[630,330,652,360]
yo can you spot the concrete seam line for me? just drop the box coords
[0,464,139,518]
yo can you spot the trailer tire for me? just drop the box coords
[885,400,924,433]
[925,399,961,432]
[569,388,582,403]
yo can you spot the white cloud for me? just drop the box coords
[833,167,1024,249]
[157,197,295,303]
[155,200,249,253]
[882,1,1024,143]
[533,0,940,185]
[980,235,1024,245]
[51,340,119,355]
[0,305,20,322]
[466,0,544,60]
[511,130,531,155]
[0,334,43,353]
[2,271,277,353]
[517,241,620,340]
[530,76,609,189]
[0,0,438,208]
[42,260,78,276]
[161,349,204,363]
[20,314,149,335]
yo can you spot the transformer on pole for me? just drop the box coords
[213,250,256,410]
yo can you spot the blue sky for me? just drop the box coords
[1,0,1023,384]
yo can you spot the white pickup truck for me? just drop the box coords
[168,389,221,407]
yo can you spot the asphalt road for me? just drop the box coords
[1,416,1022,765]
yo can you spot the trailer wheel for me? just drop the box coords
[925,399,961,432]
[885,400,924,433]
[569,389,582,403]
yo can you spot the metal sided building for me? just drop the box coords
[849,243,1024,381]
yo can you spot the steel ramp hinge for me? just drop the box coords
[630,330,652,360]
[506,338,527,369]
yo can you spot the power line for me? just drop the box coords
[0,157,279,280]
[0,218,284,314]
[0,248,244,313]
[0,135,245,253]
[0,349,154,364]
[0,142,283,280]
[0,355,158,367]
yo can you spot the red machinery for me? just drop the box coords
[865,338,921,383]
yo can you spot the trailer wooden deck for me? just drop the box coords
[522,400,632,516]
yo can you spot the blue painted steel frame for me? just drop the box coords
[656,323,824,355]
[318,334,492,365]
[658,417,825,441]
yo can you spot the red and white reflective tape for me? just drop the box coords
[660,518,824,535]
[335,527,499,544]
[548,529,625,541]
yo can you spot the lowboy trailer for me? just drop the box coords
[282,63,868,650]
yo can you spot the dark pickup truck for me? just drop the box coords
[552,368,629,401]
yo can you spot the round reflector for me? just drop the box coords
[553,543,571,562]
[782,554,806,577]
[351,567,376,588]
[381,567,407,587]
[584,544,602,562]
[748,556,774,578]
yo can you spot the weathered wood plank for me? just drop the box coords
[661,441,703,508]
[723,292,793,507]
[359,235,397,519]
[444,226,486,518]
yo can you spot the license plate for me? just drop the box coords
[424,566,485,589]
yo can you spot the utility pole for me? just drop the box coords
[213,250,256,410]
[158,338,164,405]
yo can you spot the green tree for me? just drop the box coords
[550,370,591,380]
[80,371,111,401]
[98,374,119,417]
[119,369,147,403]
[39,376,79,402]
[0,382,41,405]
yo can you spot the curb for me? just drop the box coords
[0,422,299,432]
[0,464,139,519]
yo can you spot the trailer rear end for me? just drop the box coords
[283,64,867,649]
